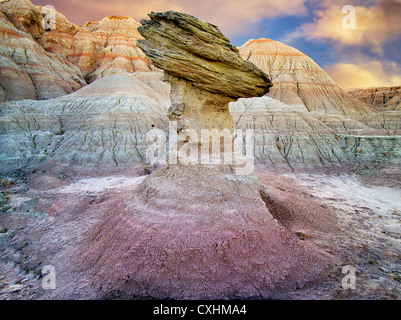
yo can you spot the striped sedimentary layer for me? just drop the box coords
[0,3,400,173]
[233,39,401,169]
[0,72,169,174]
[230,97,401,170]
[42,15,153,83]
[0,5,86,101]
[347,86,401,110]
[239,39,375,116]
[1,73,400,174]
[0,0,152,101]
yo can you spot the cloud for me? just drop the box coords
[325,60,401,88]
[287,0,401,54]
[32,0,308,36]
[285,0,401,88]
[32,0,401,88]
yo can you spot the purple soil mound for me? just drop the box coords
[78,165,334,299]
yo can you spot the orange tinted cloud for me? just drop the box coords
[33,0,308,35]
[325,60,401,88]
[290,0,401,54]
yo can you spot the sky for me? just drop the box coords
[31,0,401,88]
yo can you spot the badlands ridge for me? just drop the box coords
[1,0,400,175]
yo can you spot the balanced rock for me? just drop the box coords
[137,11,272,135]
[77,12,333,299]
[137,11,272,99]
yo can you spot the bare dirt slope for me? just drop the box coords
[0,163,399,299]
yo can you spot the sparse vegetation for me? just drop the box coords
[276,142,284,150]
[0,191,9,206]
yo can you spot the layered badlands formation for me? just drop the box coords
[238,39,374,116]
[232,39,400,170]
[40,15,153,83]
[0,2,400,300]
[230,97,401,170]
[347,86,401,110]
[0,0,151,101]
[0,3,86,101]
[0,1,400,174]
[0,72,169,174]
[6,73,400,174]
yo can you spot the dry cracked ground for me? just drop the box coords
[0,162,400,300]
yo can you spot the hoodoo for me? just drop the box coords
[137,11,272,135]
[79,11,333,299]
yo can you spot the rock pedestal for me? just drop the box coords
[79,11,332,299]
[136,11,273,168]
